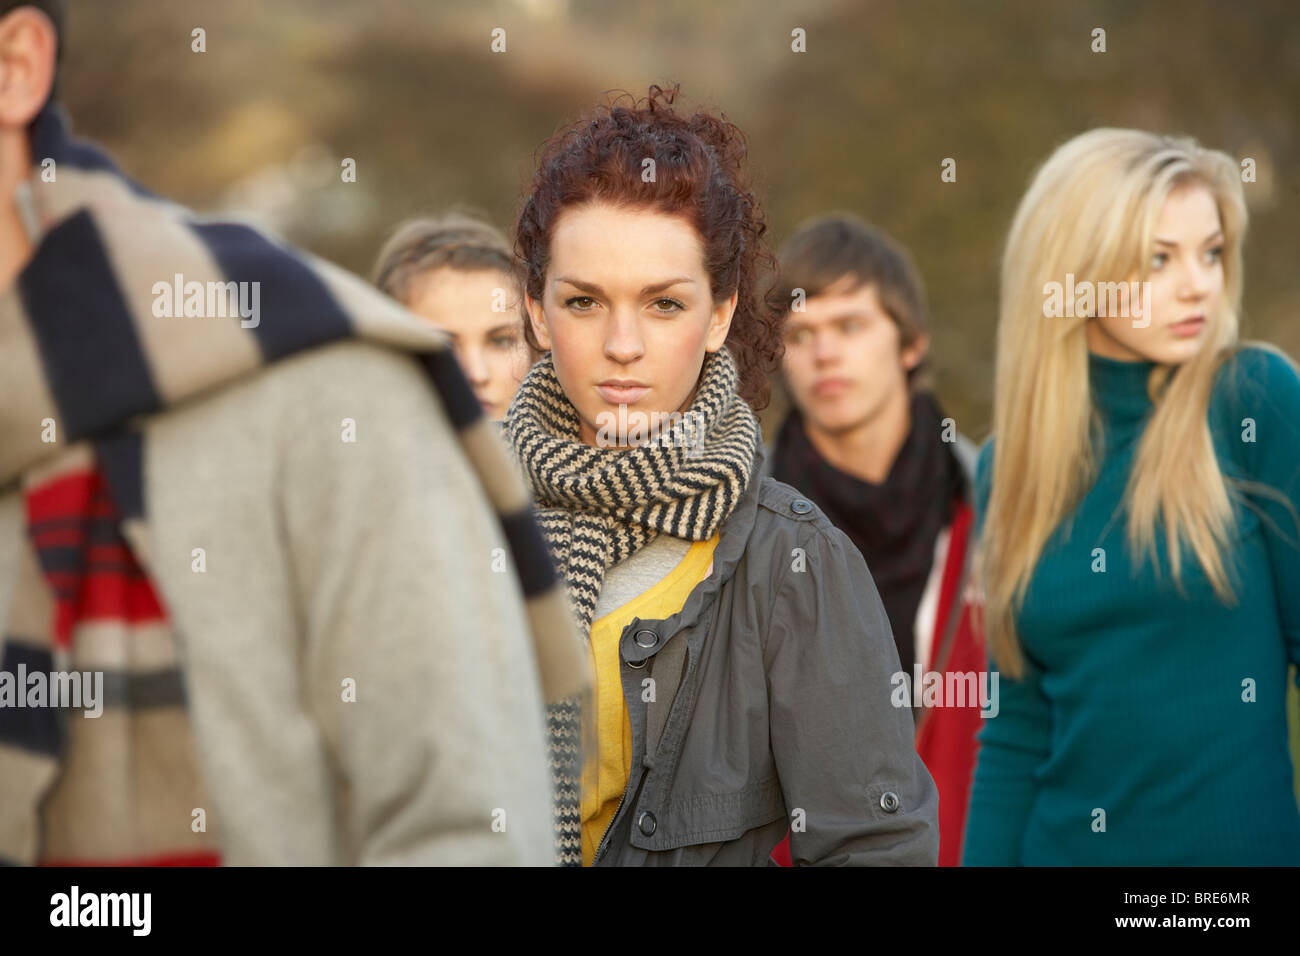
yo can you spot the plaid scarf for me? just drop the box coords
[0,103,582,864]
[506,347,761,864]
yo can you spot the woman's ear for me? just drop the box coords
[704,290,738,352]
[524,291,552,350]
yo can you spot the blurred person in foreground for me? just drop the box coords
[505,84,939,866]
[372,212,537,421]
[765,214,985,867]
[0,1,586,865]
[964,128,1300,865]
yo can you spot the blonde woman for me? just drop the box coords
[963,128,1300,865]
[373,212,536,420]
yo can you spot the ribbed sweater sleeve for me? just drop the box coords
[1218,347,1300,678]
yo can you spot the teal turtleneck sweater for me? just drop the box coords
[963,346,1300,865]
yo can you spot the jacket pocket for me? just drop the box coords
[629,774,786,851]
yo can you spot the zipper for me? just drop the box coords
[593,774,636,865]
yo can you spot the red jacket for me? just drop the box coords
[912,499,983,866]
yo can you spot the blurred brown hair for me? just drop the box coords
[371,209,522,307]
[774,212,932,391]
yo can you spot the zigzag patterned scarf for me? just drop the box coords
[506,346,761,865]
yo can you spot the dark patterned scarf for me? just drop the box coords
[506,346,761,865]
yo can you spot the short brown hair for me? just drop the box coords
[774,213,932,390]
[371,210,521,306]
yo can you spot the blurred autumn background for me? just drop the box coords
[52,0,1300,787]
[58,0,1299,439]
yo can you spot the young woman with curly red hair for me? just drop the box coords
[505,84,939,866]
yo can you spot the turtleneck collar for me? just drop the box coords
[1089,350,1156,426]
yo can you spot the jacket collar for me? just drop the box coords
[621,443,766,653]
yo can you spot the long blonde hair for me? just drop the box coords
[982,128,1248,679]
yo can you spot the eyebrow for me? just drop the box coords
[553,276,696,296]
[1154,229,1224,248]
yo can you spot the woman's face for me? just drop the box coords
[407,266,533,420]
[524,202,737,447]
[1085,183,1225,365]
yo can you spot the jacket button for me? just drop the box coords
[880,791,900,813]
[634,629,659,649]
[637,811,657,836]
[791,498,813,515]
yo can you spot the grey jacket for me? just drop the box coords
[593,447,940,866]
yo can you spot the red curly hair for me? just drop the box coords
[513,83,783,411]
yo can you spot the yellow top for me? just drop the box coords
[580,533,721,866]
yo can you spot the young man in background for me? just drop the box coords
[767,213,984,866]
